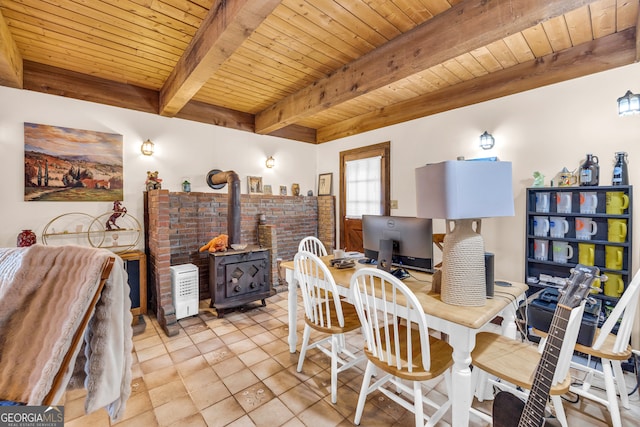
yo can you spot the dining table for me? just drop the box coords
[281,255,527,427]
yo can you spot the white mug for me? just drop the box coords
[579,191,598,214]
[549,216,569,238]
[556,192,572,214]
[535,192,550,213]
[533,216,550,237]
[534,239,549,261]
[552,241,574,264]
[575,217,598,240]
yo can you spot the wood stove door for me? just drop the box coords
[224,258,269,298]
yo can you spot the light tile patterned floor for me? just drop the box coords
[63,291,640,426]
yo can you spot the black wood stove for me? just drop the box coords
[208,246,274,317]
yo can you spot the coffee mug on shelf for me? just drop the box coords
[606,191,629,215]
[579,191,598,214]
[575,217,597,240]
[578,243,595,266]
[535,192,550,213]
[556,192,572,214]
[604,273,624,298]
[607,219,627,243]
[533,216,550,237]
[549,216,569,238]
[552,241,573,264]
[534,239,548,261]
[605,245,623,270]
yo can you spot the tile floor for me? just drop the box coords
[63,290,640,426]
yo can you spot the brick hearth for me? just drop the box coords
[144,189,335,336]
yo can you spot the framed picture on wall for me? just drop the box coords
[263,184,272,195]
[279,185,287,196]
[24,122,124,201]
[248,176,263,194]
[318,173,332,196]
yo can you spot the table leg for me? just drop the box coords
[286,268,298,353]
[447,326,474,427]
[501,301,518,339]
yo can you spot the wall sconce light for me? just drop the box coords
[141,139,155,156]
[617,90,640,116]
[479,131,495,150]
[265,156,275,168]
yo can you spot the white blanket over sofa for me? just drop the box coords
[0,244,133,421]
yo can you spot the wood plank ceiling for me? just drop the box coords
[0,0,638,144]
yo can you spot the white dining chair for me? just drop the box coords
[472,290,588,426]
[298,236,328,256]
[566,269,640,427]
[350,267,453,426]
[293,250,363,403]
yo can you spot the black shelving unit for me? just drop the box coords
[525,185,633,302]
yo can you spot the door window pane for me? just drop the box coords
[345,156,382,218]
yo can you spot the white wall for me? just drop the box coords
[0,86,318,248]
[3,62,640,285]
[318,62,640,283]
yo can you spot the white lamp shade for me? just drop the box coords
[415,160,515,219]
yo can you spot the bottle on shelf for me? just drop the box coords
[612,152,629,186]
[579,153,599,186]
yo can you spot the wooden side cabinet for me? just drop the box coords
[120,250,147,333]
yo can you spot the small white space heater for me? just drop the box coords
[170,263,199,320]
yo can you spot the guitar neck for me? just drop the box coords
[518,304,571,427]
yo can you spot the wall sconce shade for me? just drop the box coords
[479,131,495,150]
[265,156,275,168]
[415,160,514,306]
[617,90,640,116]
[141,139,155,156]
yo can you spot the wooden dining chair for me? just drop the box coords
[293,251,363,403]
[471,271,592,427]
[564,270,640,427]
[350,267,453,426]
[298,236,328,256]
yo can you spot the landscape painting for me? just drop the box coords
[24,123,123,201]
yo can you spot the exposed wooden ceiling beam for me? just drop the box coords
[317,28,637,143]
[23,61,159,113]
[22,61,316,144]
[0,9,22,88]
[255,0,599,135]
[159,0,281,117]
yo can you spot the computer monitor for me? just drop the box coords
[362,215,434,273]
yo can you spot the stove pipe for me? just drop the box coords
[209,170,241,245]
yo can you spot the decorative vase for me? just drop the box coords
[441,219,486,306]
[17,229,37,247]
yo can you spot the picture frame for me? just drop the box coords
[248,176,263,194]
[279,185,287,196]
[318,173,333,196]
[263,184,272,195]
[24,123,124,201]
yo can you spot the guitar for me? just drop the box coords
[492,264,599,427]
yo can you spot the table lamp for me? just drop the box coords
[415,160,514,306]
